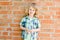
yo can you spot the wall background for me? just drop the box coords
[0,0,60,40]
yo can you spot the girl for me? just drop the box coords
[20,5,41,40]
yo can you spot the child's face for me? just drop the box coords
[29,6,35,16]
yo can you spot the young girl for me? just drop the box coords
[20,5,41,40]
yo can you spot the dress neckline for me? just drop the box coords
[27,16,34,20]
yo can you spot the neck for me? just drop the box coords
[28,15,33,18]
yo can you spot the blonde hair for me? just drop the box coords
[24,5,38,17]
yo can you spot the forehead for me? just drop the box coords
[29,6,35,10]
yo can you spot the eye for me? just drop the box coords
[32,10,35,12]
[29,9,32,10]
[33,10,35,11]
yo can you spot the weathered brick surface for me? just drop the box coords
[0,0,60,40]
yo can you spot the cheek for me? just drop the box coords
[33,11,35,13]
[29,10,35,14]
[29,10,31,13]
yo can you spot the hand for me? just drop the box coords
[26,29,32,34]
[31,29,35,32]
[31,29,40,32]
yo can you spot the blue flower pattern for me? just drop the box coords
[20,16,41,40]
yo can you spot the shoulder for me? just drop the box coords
[34,17,39,20]
[22,16,28,20]
[34,17,40,23]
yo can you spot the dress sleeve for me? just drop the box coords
[35,18,41,29]
[20,17,26,28]
[37,19,41,28]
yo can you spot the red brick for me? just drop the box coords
[13,11,24,15]
[0,23,8,26]
[53,15,60,19]
[41,7,48,11]
[10,24,19,27]
[39,33,50,37]
[0,11,11,14]
[10,31,20,36]
[38,15,43,19]
[13,27,20,31]
[41,24,51,29]
[55,29,60,33]
[40,37,52,40]
[3,32,8,35]
[0,0,9,1]
[54,0,60,2]
[41,29,54,33]
[14,19,20,23]
[3,36,12,39]
[0,5,7,10]
[41,19,54,24]
[0,19,12,23]
[7,5,13,10]
[53,33,60,37]
[0,28,4,31]
[0,36,5,39]
[44,2,54,6]
[0,2,12,5]
[0,11,8,14]
[0,15,8,19]
[56,11,60,15]
[42,11,54,15]
[54,37,60,40]
[44,15,51,19]
[6,28,12,31]
[49,7,60,11]
[13,37,22,40]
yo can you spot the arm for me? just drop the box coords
[20,25,32,33]
[31,19,41,32]
[20,25,28,31]
[31,25,41,32]
[32,27,40,32]
[20,17,32,33]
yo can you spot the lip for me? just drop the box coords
[30,12,32,13]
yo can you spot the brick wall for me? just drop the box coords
[0,0,60,40]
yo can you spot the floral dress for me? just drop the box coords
[20,16,41,40]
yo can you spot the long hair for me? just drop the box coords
[24,5,38,18]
